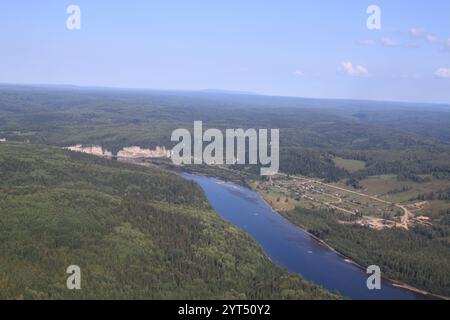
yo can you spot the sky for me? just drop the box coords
[1,0,450,104]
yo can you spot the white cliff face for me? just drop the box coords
[117,146,171,159]
[64,145,113,157]
[64,145,171,159]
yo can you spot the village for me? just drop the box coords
[251,174,433,231]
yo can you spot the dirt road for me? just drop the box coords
[284,174,410,230]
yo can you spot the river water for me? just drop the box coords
[182,173,426,300]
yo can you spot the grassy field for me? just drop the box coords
[333,157,366,173]
[250,181,301,212]
[331,174,449,217]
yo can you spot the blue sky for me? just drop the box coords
[1,0,449,103]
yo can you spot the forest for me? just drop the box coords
[281,207,450,297]
[1,85,450,183]
[0,142,336,299]
[1,85,450,298]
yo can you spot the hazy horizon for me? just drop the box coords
[1,1,450,104]
[2,81,450,108]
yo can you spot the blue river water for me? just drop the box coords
[182,173,427,300]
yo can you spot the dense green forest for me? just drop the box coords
[1,85,450,298]
[280,207,450,297]
[0,143,336,299]
[1,85,450,182]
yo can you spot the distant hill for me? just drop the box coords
[1,84,450,180]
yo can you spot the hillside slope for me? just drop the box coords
[0,142,336,299]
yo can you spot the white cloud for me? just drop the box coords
[293,70,304,77]
[410,28,425,37]
[341,62,369,77]
[435,68,450,79]
[381,38,400,47]
[426,34,439,43]
[446,38,450,48]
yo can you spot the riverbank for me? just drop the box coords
[183,172,433,299]
[110,159,449,300]
[167,167,447,300]
[252,186,448,300]
[55,148,443,299]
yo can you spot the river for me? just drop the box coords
[182,173,427,300]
